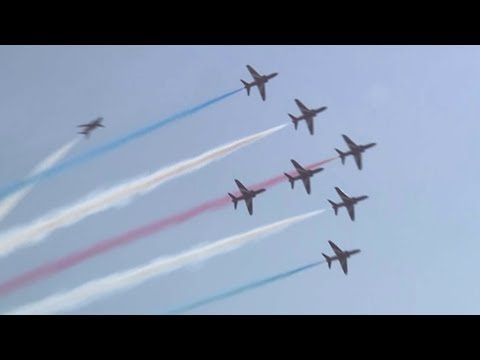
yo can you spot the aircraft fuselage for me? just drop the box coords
[345,142,377,156]
[330,249,361,262]
[337,195,368,208]
[248,73,278,87]
[237,188,266,201]
[297,106,327,121]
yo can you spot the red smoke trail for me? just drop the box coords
[0,156,338,297]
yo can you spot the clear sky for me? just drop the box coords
[0,45,478,314]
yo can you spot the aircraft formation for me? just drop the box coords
[76,65,376,276]
[235,65,375,275]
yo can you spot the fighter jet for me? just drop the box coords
[335,134,377,170]
[240,65,278,101]
[228,179,266,215]
[77,117,105,138]
[284,159,324,195]
[322,240,361,275]
[288,99,327,135]
[327,187,368,221]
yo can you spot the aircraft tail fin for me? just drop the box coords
[228,193,238,209]
[335,148,346,164]
[288,114,299,129]
[322,253,332,268]
[241,80,251,95]
[284,173,295,189]
[328,200,338,215]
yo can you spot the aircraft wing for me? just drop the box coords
[346,203,355,221]
[235,179,249,195]
[77,124,90,128]
[247,65,262,80]
[295,99,309,114]
[301,176,311,194]
[342,134,357,150]
[257,83,266,101]
[245,197,253,215]
[339,257,348,274]
[306,118,314,135]
[353,153,363,170]
[335,187,350,202]
[328,240,344,257]
[291,159,307,175]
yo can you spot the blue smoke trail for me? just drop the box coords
[0,88,243,201]
[162,260,325,314]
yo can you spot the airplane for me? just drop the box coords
[327,187,368,221]
[322,240,361,275]
[240,65,278,101]
[335,134,377,170]
[288,99,327,135]
[228,179,266,215]
[77,117,105,138]
[284,159,324,195]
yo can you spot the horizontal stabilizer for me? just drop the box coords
[322,253,332,268]
[335,148,346,164]
[328,200,338,215]
[284,173,295,189]
[288,114,299,129]
[228,193,238,209]
[241,80,251,95]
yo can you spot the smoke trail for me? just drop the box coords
[0,156,338,297]
[0,88,243,201]
[163,260,326,314]
[4,210,324,315]
[0,139,80,222]
[0,124,286,258]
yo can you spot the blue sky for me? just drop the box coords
[0,45,478,314]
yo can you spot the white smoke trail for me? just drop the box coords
[0,124,287,258]
[5,209,324,315]
[0,139,80,222]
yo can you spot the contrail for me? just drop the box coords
[0,88,243,201]
[4,209,325,315]
[0,156,338,297]
[0,139,80,222]
[0,124,286,258]
[163,260,326,314]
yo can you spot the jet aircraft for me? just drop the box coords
[335,134,376,170]
[322,240,361,275]
[77,117,105,138]
[228,179,266,215]
[327,187,368,221]
[288,99,327,135]
[284,159,324,195]
[240,65,278,101]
